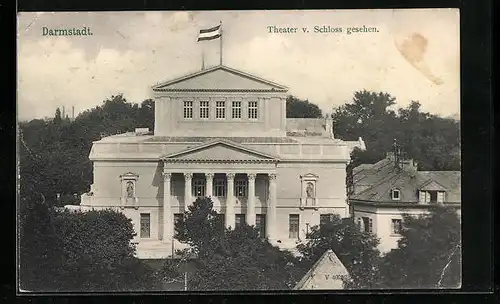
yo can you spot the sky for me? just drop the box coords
[17,9,460,121]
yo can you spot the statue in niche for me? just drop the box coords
[126,181,134,198]
[305,182,315,205]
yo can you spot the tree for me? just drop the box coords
[377,206,461,289]
[296,214,381,289]
[53,107,62,124]
[286,95,323,118]
[171,197,303,290]
[19,94,157,207]
[19,205,159,292]
[174,197,225,257]
[333,91,460,174]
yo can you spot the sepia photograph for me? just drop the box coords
[17,9,461,292]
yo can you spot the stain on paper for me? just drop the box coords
[395,33,444,85]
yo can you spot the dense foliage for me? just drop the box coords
[286,95,323,118]
[376,207,461,289]
[19,95,154,206]
[333,90,460,171]
[169,197,304,290]
[297,215,381,289]
[19,201,159,291]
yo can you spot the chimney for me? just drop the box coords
[325,115,334,138]
[62,106,65,119]
[402,159,418,177]
[72,106,75,119]
[386,151,395,161]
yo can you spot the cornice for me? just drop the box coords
[163,159,278,164]
[152,88,287,93]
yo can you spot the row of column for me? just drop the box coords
[161,172,277,242]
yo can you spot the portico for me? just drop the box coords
[161,170,277,242]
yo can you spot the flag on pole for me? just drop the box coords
[197,24,222,41]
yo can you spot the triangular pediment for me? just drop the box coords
[419,179,447,191]
[152,65,288,91]
[161,139,279,162]
[294,249,350,290]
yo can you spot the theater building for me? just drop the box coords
[77,65,365,258]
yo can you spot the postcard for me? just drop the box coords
[17,9,461,292]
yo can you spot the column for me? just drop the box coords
[184,173,193,212]
[205,173,214,197]
[225,173,236,229]
[246,173,256,226]
[162,172,173,242]
[266,173,277,240]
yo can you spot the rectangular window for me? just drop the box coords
[419,191,430,204]
[140,213,151,238]
[216,101,225,119]
[213,178,226,197]
[391,219,402,235]
[437,191,445,203]
[171,179,182,196]
[248,101,258,119]
[235,214,246,228]
[256,214,266,238]
[183,101,193,119]
[289,214,299,239]
[192,178,206,197]
[320,214,334,227]
[391,189,400,200]
[234,179,247,197]
[362,216,373,233]
[232,101,242,119]
[199,101,209,119]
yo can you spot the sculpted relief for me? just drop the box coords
[300,174,319,209]
[126,181,135,198]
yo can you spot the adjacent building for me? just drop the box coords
[76,65,365,258]
[349,150,461,253]
[294,249,350,290]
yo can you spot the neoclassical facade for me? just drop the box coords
[77,65,365,258]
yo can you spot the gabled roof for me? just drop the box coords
[294,249,350,290]
[160,138,280,163]
[152,65,289,92]
[419,179,447,191]
[351,155,461,204]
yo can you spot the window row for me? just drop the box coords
[183,100,259,119]
[390,188,446,203]
[174,178,267,198]
[356,216,403,235]
[172,213,266,238]
[140,213,342,240]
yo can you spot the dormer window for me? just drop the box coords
[419,190,446,204]
[437,191,445,203]
[391,189,400,200]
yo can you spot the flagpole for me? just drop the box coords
[219,20,223,65]
[201,47,205,70]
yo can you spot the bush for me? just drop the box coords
[19,205,159,291]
